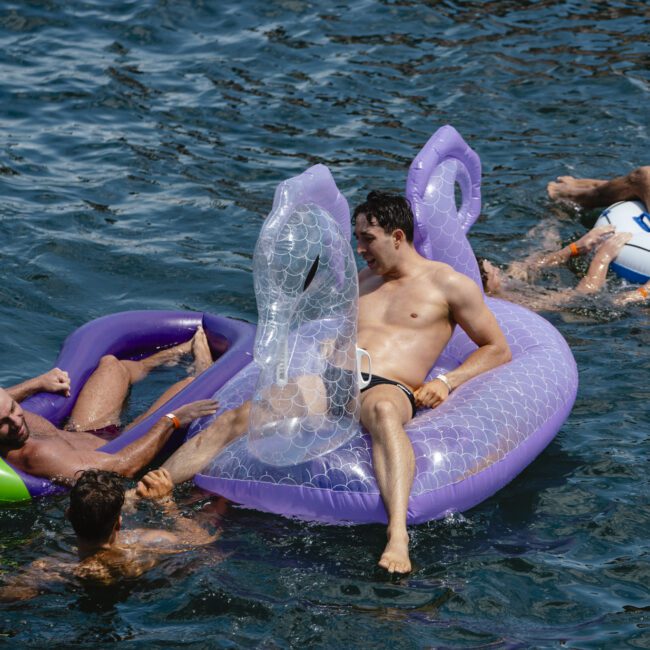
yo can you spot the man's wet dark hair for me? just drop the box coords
[353,191,414,243]
[68,469,125,542]
[476,256,489,290]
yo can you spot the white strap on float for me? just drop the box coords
[356,347,372,389]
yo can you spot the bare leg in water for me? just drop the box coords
[66,326,213,433]
[547,166,650,209]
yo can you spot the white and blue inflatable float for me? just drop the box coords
[595,200,650,283]
[188,125,579,524]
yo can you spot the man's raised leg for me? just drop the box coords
[360,385,415,574]
[67,327,210,432]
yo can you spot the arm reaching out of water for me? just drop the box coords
[126,469,219,548]
[576,232,632,294]
[505,225,615,280]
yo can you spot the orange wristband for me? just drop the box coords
[569,242,579,257]
[165,413,181,429]
[638,286,649,299]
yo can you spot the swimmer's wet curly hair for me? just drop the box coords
[353,191,414,242]
[68,469,124,542]
[476,256,489,290]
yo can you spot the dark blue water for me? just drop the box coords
[1,1,649,647]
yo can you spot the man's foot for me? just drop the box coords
[547,176,607,208]
[139,337,193,372]
[378,529,411,574]
[191,325,213,375]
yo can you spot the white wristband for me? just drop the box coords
[435,374,452,393]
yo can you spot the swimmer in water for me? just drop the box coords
[479,225,650,309]
[0,469,219,599]
[70,469,219,583]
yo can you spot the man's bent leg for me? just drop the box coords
[68,329,208,432]
[161,402,251,485]
[360,385,415,574]
[66,355,135,431]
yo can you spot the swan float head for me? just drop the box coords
[249,168,361,466]
[406,125,483,288]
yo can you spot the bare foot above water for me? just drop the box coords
[378,529,411,574]
[191,325,213,375]
[547,176,607,208]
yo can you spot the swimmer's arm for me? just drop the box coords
[6,368,71,402]
[613,280,650,306]
[0,558,66,602]
[415,272,511,409]
[576,232,632,294]
[158,499,220,547]
[125,523,219,552]
[514,225,616,272]
[126,469,219,547]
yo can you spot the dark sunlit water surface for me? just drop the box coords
[1,1,649,647]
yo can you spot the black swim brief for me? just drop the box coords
[323,364,417,419]
[360,372,417,419]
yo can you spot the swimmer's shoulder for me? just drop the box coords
[123,528,179,546]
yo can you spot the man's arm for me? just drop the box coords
[414,271,512,409]
[576,232,632,294]
[27,400,218,481]
[6,368,71,402]
[506,225,615,280]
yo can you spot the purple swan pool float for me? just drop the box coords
[192,125,578,524]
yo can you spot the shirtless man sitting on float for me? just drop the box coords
[0,327,217,483]
[138,191,512,575]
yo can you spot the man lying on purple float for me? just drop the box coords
[0,328,217,484]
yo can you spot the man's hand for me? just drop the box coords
[38,368,71,397]
[592,231,631,263]
[414,378,450,409]
[173,399,219,427]
[135,468,174,500]
[573,224,616,255]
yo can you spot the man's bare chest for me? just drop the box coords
[358,281,448,329]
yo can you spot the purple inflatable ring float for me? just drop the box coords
[192,125,579,524]
[0,311,255,503]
